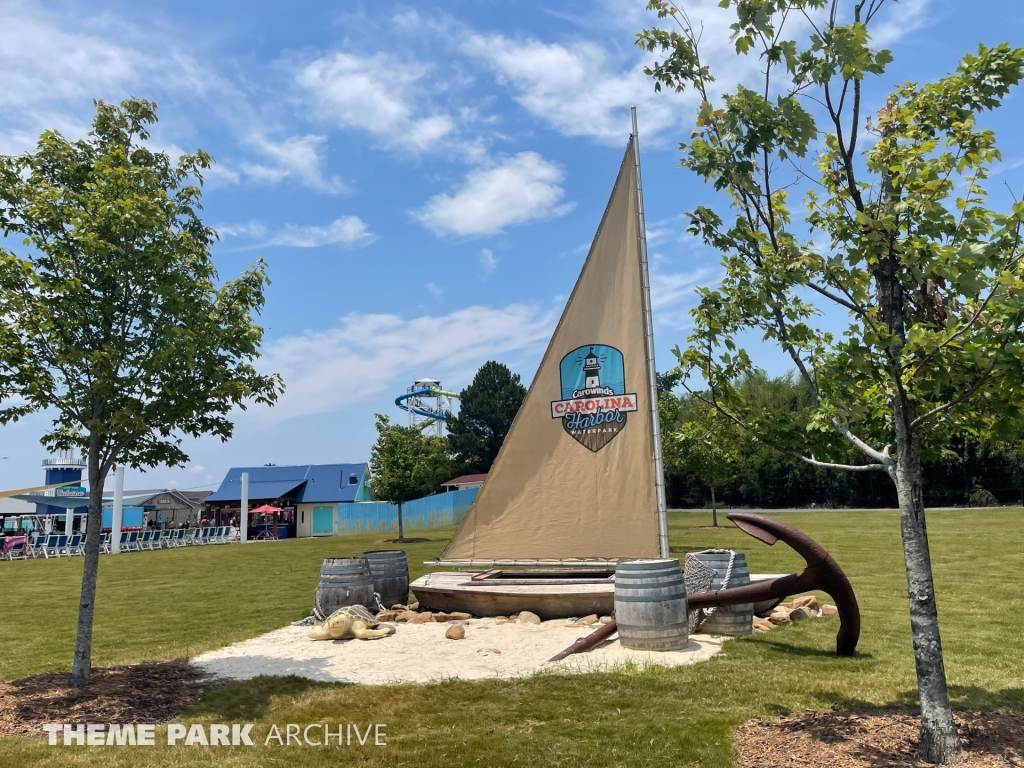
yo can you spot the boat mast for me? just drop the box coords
[631,106,670,559]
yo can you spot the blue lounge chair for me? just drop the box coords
[43,535,66,558]
[65,534,83,556]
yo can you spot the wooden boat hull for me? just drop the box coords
[410,570,614,620]
[412,571,791,621]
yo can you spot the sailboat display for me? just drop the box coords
[411,110,670,619]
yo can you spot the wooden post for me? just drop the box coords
[240,472,249,543]
[111,466,124,554]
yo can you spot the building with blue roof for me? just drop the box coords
[205,463,370,538]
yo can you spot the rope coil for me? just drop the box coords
[686,548,737,630]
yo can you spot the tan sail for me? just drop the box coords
[440,137,661,561]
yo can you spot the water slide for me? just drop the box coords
[395,382,460,429]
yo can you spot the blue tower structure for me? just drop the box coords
[36,450,88,518]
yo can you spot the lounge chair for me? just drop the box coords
[2,536,28,560]
[65,534,83,556]
[163,529,184,548]
[125,530,140,552]
[26,536,46,558]
[35,535,51,557]
[43,535,66,558]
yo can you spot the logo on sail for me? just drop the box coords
[551,345,638,452]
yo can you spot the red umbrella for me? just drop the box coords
[249,504,283,514]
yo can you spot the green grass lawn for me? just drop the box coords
[1,509,1022,767]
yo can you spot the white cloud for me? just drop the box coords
[258,304,556,422]
[463,34,685,145]
[188,464,205,474]
[650,266,714,313]
[414,152,574,236]
[870,0,933,46]
[0,15,148,112]
[0,9,342,195]
[461,1,823,146]
[216,220,268,239]
[239,133,345,194]
[425,282,444,299]
[649,262,718,329]
[297,51,454,152]
[218,217,375,249]
[268,217,374,248]
[479,248,498,276]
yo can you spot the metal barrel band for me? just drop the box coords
[616,575,686,588]
[614,590,688,603]
[617,620,690,632]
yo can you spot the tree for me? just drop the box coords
[0,99,283,686]
[369,414,452,541]
[670,397,740,526]
[640,2,1024,762]
[446,361,526,474]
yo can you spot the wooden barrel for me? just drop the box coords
[614,559,690,651]
[362,549,410,608]
[315,558,375,618]
[693,550,753,636]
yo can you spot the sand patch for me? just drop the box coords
[194,618,724,685]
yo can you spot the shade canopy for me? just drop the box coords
[7,492,160,511]
[0,481,84,500]
[11,494,90,510]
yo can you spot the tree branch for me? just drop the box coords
[681,376,890,473]
[806,280,868,315]
[909,356,999,429]
[786,450,887,472]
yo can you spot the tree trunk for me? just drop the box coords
[397,501,405,542]
[711,486,718,527]
[893,400,963,764]
[1017,454,1023,506]
[961,444,970,506]
[69,434,106,687]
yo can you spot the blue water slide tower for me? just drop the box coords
[36,450,88,517]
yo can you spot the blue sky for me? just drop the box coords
[0,0,1021,502]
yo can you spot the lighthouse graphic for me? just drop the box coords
[552,344,637,452]
[583,348,601,389]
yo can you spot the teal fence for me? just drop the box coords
[336,487,479,535]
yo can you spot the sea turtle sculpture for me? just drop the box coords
[309,605,396,641]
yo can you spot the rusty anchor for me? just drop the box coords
[549,512,860,662]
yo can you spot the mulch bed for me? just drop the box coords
[0,660,221,738]
[736,710,1024,767]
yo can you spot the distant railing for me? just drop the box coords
[41,458,87,467]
